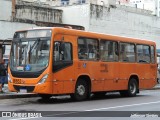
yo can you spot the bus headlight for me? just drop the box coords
[38,74,48,84]
[8,74,12,83]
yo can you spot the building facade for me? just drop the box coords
[117,0,160,17]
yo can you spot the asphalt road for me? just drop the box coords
[1,90,160,120]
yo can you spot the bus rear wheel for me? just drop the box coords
[120,78,138,97]
[71,79,89,101]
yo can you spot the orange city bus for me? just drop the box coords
[8,27,157,101]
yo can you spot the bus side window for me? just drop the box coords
[78,37,99,60]
[54,42,60,61]
[151,46,155,63]
[137,45,150,63]
[120,43,136,62]
[78,38,87,60]
[100,40,118,62]
[63,43,72,61]
[54,42,72,61]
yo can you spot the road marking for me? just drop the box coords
[85,100,160,111]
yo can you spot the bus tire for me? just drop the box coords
[38,94,52,100]
[120,78,138,97]
[71,79,88,101]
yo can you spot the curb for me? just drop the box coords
[0,93,38,99]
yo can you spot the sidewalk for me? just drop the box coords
[0,84,160,99]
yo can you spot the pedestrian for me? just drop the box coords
[0,60,6,93]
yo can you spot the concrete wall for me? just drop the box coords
[57,4,160,48]
[15,3,62,23]
[0,21,37,39]
[0,21,37,55]
[55,4,90,30]
[89,4,160,48]
[0,0,12,21]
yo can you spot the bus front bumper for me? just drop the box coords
[8,82,52,94]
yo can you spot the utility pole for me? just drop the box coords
[12,0,16,20]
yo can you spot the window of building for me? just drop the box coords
[61,0,69,5]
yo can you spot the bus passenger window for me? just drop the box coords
[151,46,155,63]
[137,45,150,63]
[79,48,87,59]
[120,43,135,62]
[100,40,118,62]
[78,37,99,60]
[64,43,72,61]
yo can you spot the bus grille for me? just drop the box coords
[13,85,35,92]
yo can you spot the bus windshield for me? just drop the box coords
[10,30,51,72]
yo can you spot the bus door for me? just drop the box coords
[52,35,75,94]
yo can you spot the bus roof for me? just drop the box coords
[16,27,156,45]
[51,27,156,45]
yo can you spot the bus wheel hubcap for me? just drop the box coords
[130,83,136,94]
[77,85,85,96]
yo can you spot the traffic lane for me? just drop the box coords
[0,90,160,112]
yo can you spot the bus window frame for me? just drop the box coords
[52,41,73,72]
[100,39,119,62]
[119,42,136,63]
[150,45,156,64]
[77,37,100,61]
[136,44,151,64]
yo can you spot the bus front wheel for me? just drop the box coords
[120,78,138,97]
[71,79,88,101]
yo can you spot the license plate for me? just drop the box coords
[20,89,27,93]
